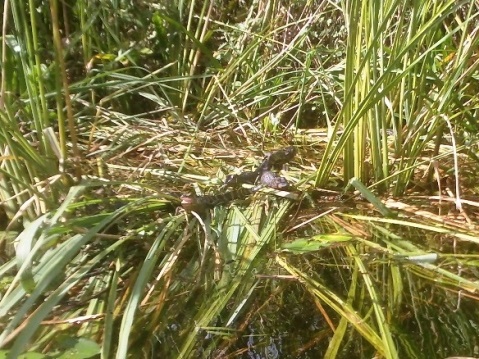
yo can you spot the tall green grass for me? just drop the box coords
[316,0,479,195]
[1,0,479,358]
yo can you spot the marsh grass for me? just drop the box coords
[1,0,479,358]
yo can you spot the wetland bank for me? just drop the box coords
[1,1,479,358]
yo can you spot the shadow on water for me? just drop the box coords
[206,197,479,358]
[122,192,479,359]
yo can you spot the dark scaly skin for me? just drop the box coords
[222,169,260,188]
[181,146,295,212]
[259,170,290,190]
[223,146,296,189]
[260,146,296,171]
[181,188,252,212]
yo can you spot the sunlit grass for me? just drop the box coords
[1,0,479,358]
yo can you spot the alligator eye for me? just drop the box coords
[223,175,236,186]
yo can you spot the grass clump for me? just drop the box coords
[1,0,479,358]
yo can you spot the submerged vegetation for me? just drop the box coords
[1,0,479,358]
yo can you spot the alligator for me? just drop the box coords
[181,146,296,212]
[222,146,296,188]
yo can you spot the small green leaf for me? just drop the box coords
[0,351,47,359]
[282,233,354,253]
[56,336,101,359]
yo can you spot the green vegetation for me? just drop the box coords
[1,0,479,358]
